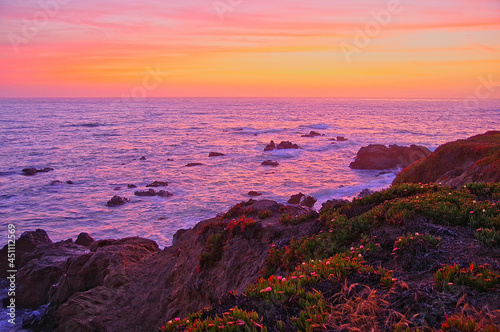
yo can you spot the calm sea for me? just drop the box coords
[0,98,498,248]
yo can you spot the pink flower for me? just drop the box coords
[175,318,181,322]
[260,287,272,293]
[359,245,364,249]
[291,276,298,279]
[470,211,475,214]
[310,272,318,276]
[277,276,282,281]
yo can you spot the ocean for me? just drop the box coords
[0,98,499,249]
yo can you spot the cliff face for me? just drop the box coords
[9,200,321,331]
[393,131,500,187]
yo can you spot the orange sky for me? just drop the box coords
[0,0,499,98]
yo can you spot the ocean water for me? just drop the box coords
[0,98,499,250]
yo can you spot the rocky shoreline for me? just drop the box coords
[2,131,499,331]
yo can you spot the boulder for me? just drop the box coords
[248,191,262,197]
[301,131,323,137]
[127,184,137,188]
[139,156,147,161]
[50,180,63,185]
[288,193,305,204]
[350,144,431,170]
[264,140,277,151]
[75,233,95,247]
[337,136,347,141]
[66,180,74,185]
[157,190,173,197]
[321,199,349,211]
[394,131,500,187]
[185,163,204,167]
[261,160,279,166]
[358,188,375,198]
[146,181,169,187]
[106,196,129,207]
[209,152,225,157]
[300,196,317,208]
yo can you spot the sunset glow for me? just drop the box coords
[1,0,499,98]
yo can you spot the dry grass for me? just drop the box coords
[326,280,414,332]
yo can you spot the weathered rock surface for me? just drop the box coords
[75,233,95,247]
[20,200,321,331]
[350,144,431,170]
[300,196,317,208]
[394,131,500,187]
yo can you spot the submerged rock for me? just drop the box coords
[248,191,262,197]
[186,163,204,167]
[261,160,279,166]
[134,189,172,197]
[350,144,431,170]
[146,181,169,187]
[209,152,225,157]
[22,167,54,176]
[301,131,323,137]
[336,136,348,141]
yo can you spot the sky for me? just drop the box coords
[0,0,499,98]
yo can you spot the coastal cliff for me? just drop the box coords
[2,132,499,331]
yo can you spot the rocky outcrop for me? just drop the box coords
[19,200,321,331]
[248,191,262,197]
[350,144,431,170]
[393,131,500,187]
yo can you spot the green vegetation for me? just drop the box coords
[162,183,500,331]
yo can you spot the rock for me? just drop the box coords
[358,188,374,198]
[264,140,299,151]
[393,131,500,187]
[5,240,88,308]
[300,196,317,208]
[288,193,305,204]
[106,196,129,207]
[209,152,225,157]
[22,167,54,176]
[301,131,323,137]
[261,160,279,166]
[146,181,169,187]
[50,180,63,185]
[114,187,121,191]
[248,191,262,197]
[139,156,146,160]
[33,200,320,332]
[277,141,299,149]
[186,163,204,167]
[337,136,347,141]
[173,229,189,244]
[157,190,173,197]
[321,199,349,211]
[134,189,158,197]
[127,184,137,188]
[75,233,95,247]
[264,140,276,151]
[350,144,431,170]
[66,180,74,185]
[134,189,172,197]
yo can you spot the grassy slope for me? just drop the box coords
[394,131,500,185]
[160,183,500,332]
